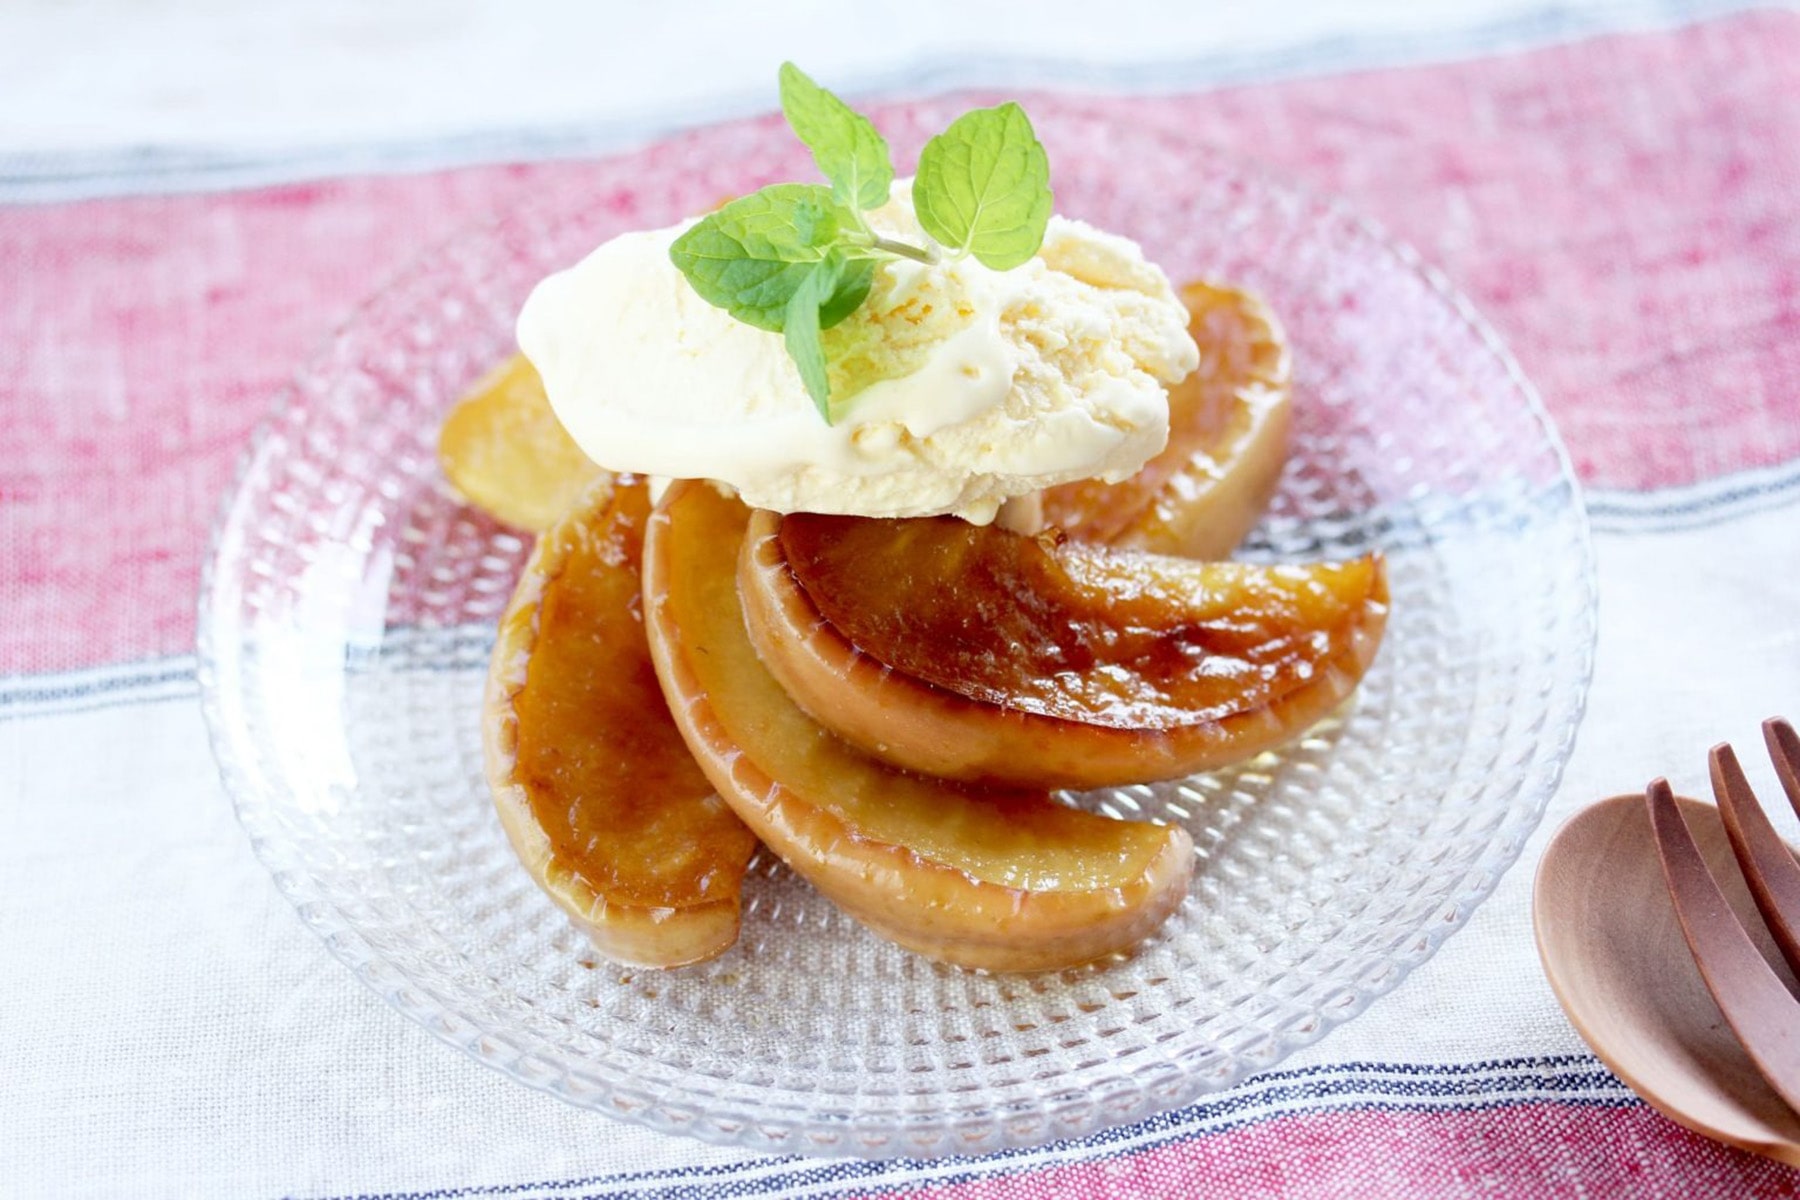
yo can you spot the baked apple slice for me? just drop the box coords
[1042,281,1290,559]
[485,477,757,967]
[440,353,608,531]
[642,481,1193,972]
[740,509,1387,790]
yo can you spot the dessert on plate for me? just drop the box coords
[483,476,757,968]
[739,506,1387,790]
[448,65,1389,972]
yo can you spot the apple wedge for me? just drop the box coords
[1042,281,1290,559]
[440,353,608,531]
[740,509,1387,790]
[642,481,1193,972]
[485,477,758,968]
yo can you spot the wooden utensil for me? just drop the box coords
[1646,777,1800,1115]
[1712,718,1800,980]
[1535,792,1800,1166]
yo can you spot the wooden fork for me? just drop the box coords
[1646,717,1800,1116]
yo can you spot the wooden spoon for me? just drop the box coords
[1534,792,1800,1166]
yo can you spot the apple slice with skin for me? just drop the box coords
[1041,281,1290,558]
[440,353,608,531]
[739,508,1387,790]
[642,480,1193,972]
[485,477,758,968]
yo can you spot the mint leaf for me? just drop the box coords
[783,255,844,421]
[818,255,875,329]
[668,183,853,330]
[779,62,894,212]
[784,252,877,422]
[913,102,1052,270]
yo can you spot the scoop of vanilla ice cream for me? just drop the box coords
[516,183,1198,523]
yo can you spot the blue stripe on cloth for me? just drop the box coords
[1585,455,1800,533]
[0,0,1778,204]
[307,1056,1636,1200]
[0,657,198,711]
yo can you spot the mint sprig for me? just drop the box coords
[778,63,894,212]
[669,185,852,331]
[668,64,1053,423]
[913,102,1052,271]
[784,250,864,417]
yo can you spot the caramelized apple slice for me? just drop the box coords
[740,509,1387,790]
[440,353,608,531]
[1042,281,1290,558]
[643,481,1192,972]
[484,477,757,967]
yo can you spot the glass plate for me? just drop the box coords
[198,98,1595,1159]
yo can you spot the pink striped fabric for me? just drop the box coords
[5,10,1800,1196]
[5,13,1799,678]
[876,1105,1795,1199]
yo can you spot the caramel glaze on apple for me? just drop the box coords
[1041,281,1292,560]
[643,480,1194,972]
[440,353,608,533]
[485,477,757,968]
[740,508,1388,791]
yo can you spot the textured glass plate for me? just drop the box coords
[198,99,1595,1159]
